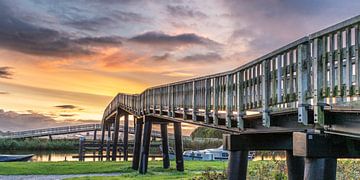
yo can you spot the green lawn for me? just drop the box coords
[0,160,359,179]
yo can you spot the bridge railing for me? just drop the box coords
[104,15,360,130]
[1,124,101,139]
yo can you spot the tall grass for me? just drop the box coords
[0,139,77,150]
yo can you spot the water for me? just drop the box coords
[0,150,79,162]
[0,150,286,162]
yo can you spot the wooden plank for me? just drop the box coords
[313,38,325,125]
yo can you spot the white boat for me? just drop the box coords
[183,146,255,161]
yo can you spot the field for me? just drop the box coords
[0,160,359,179]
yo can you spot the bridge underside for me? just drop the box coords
[99,105,360,179]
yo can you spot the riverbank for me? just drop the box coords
[0,160,359,179]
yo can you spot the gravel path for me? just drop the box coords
[0,173,121,180]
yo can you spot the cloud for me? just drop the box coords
[0,92,9,95]
[129,31,221,48]
[167,5,207,18]
[0,67,12,79]
[54,105,78,109]
[59,114,76,117]
[151,53,171,61]
[0,2,123,57]
[0,109,95,131]
[111,10,149,23]
[179,52,222,63]
[65,17,115,31]
[222,0,360,57]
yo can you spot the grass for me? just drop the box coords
[0,160,359,179]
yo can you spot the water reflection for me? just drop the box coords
[0,150,286,162]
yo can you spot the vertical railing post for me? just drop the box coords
[226,74,233,128]
[297,43,309,125]
[355,25,360,96]
[192,81,197,121]
[182,84,187,119]
[262,60,270,127]
[213,77,219,125]
[313,38,325,125]
[237,71,245,129]
[167,85,171,116]
[204,79,210,123]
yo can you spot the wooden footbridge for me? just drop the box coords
[0,124,163,139]
[99,15,360,180]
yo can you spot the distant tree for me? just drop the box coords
[190,127,224,139]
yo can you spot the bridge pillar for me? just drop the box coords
[293,132,349,180]
[304,158,337,180]
[124,114,129,161]
[174,122,184,171]
[106,123,111,161]
[93,130,97,141]
[132,117,143,170]
[224,132,294,180]
[160,123,170,169]
[139,117,152,174]
[227,150,248,180]
[286,150,304,180]
[112,108,121,161]
[99,120,106,161]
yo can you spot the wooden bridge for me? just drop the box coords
[0,124,163,139]
[99,15,360,180]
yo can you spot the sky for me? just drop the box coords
[1,0,360,131]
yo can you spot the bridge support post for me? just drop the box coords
[286,150,304,180]
[293,132,346,180]
[112,109,121,161]
[160,123,170,169]
[124,114,129,161]
[132,117,143,170]
[139,117,152,174]
[93,130,97,141]
[106,123,111,161]
[99,120,106,161]
[227,150,248,180]
[79,136,85,161]
[174,122,184,171]
[304,158,337,180]
[224,133,294,180]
